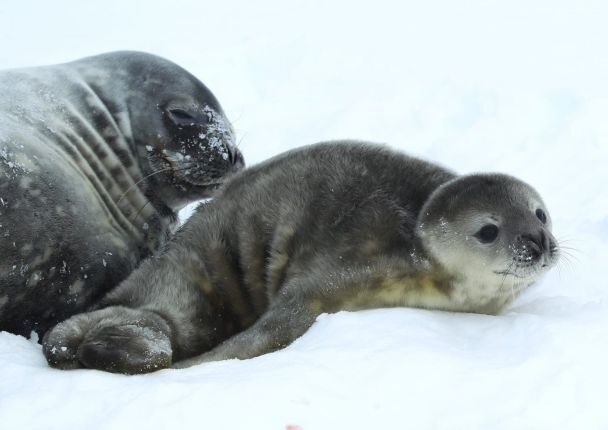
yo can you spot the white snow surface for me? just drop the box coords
[1,1,608,429]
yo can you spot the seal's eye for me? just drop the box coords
[535,208,547,224]
[167,107,212,127]
[168,108,198,125]
[475,224,499,244]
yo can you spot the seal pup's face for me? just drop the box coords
[417,174,558,311]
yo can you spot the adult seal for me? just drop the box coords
[43,141,558,373]
[0,51,244,337]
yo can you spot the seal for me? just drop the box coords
[42,141,558,373]
[0,51,244,337]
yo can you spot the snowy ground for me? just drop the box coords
[1,1,608,429]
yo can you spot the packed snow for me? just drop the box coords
[1,1,608,429]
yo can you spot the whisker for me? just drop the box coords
[561,248,580,259]
[116,164,196,206]
[561,255,578,271]
[125,164,203,224]
[116,168,173,205]
[555,237,584,253]
[229,111,244,125]
[235,132,246,149]
[555,261,563,280]
[558,250,581,265]
[557,245,581,251]
[499,260,515,296]
[131,200,153,224]
[554,235,582,244]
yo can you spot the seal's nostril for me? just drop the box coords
[519,230,547,259]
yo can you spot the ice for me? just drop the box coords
[1,0,608,429]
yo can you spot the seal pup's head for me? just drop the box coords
[417,174,558,312]
[75,51,244,211]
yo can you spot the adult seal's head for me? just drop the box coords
[72,51,244,211]
[417,173,558,310]
[0,51,243,337]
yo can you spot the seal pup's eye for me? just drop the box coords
[474,224,499,243]
[535,208,547,224]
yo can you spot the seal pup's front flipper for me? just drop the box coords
[173,289,318,368]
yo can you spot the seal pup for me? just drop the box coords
[0,51,244,337]
[42,141,558,373]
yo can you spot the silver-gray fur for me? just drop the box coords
[42,141,558,374]
[0,51,244,337]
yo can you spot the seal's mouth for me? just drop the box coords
[148,142,241,189]
[161,156,229,187]
[494,238,559,280]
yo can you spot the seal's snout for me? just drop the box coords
[519,230,545,258]
[514,227,558,270]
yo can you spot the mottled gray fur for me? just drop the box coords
[43,141,558,373]
[0,51,243,337]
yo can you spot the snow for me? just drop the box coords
[1,0,608,429]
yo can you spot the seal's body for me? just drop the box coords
[43,142,558,373]
[0,51,243,337]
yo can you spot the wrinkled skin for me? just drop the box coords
[0,51,244,337]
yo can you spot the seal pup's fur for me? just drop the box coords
[43,141,558,373]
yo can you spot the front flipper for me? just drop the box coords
[43,306,173,374]
[173,297,317,368]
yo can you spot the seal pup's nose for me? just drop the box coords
[519,229,548,259]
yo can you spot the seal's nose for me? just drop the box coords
[519,229,549,259]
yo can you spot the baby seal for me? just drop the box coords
[42,141,558,373]
[0,51,243,337]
